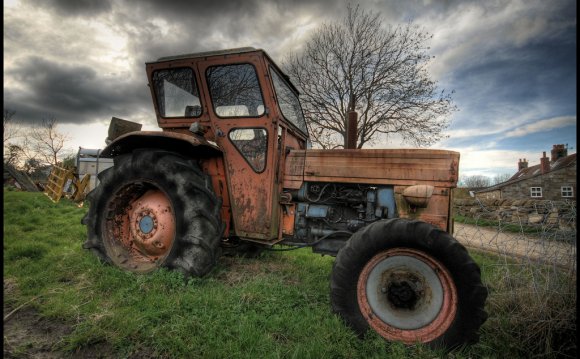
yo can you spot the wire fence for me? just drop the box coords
[453,199,576,358]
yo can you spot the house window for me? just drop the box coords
[561,186,574,198]
[530,187,542,198]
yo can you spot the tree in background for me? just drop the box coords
[3,110,72,185]
[284,4,456,149]
[61,154,77,170]
[4,144,24,167]
[26,116,71,167]
[461,175,491,189]
[3,108,21,165]
[492,173,512,185]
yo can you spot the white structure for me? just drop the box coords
[76,147,114,191]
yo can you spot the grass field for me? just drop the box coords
[3,189,575,358]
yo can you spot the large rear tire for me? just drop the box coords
[330,218,487,350]
[82,149,222,277]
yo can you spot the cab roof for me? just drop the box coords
[149,47,260,64]
[146,47,299,94]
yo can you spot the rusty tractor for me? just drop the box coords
[82,47,487,349]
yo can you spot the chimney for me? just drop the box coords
[540,152,550,174]
[518,158,528,171]
[550,144,567,161]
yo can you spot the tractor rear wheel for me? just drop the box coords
[82,149,222,277]
[330,219,487,350]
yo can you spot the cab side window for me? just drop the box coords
[229,128,268,172]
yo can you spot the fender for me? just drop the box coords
[100,130,222,158]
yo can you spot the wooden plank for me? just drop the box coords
[284,149,460,188]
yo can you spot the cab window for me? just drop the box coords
[270,68,308,135]
[152,68,201,118]
[206,64,265,118]
[229,128,267,172]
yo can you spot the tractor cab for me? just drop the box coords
[144,47,307,241]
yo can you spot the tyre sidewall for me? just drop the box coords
[331,218,486,349]
[85,150,221,277]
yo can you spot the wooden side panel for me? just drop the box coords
[296,149,459,187]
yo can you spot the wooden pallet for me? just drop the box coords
[44,166,91,203]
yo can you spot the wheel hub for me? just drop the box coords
[129,190,175,257]
[357,248,458,343]
[387,279,420,309]
[104,184,176,273]
[138,214,155,234]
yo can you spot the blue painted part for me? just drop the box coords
[139,215,154,234]
[306,204,329,218]
[377,187,397,218]
[295,184,309,201]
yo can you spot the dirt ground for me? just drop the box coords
[3,305,158,359]
[2,279,148,359]
[453,223,577,271]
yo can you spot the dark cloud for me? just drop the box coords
[107,0,344,72]
[123,0,334,20]
[24,0,113,16]
[4,56,149,125]
[5,0,576,167]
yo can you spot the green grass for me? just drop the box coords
[4,189,575,358]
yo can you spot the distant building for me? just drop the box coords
[77,147,114,191]
[475,144,576,201]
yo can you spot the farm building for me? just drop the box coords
[77,147,114,191]
[475,144,576,201]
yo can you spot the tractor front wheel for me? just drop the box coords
[82,149,222,277]
[330,219,487,349]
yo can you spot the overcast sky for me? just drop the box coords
[3,0,577,179]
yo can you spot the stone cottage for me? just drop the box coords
[475,144,576,201]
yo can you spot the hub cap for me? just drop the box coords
[357,248,457,343]
[103,184,175,273]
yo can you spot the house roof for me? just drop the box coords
[475,152,577,193]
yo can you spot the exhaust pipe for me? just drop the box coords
[346,110,357,149]
[346,94,357,149]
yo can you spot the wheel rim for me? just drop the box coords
[357,248,457,344]
[103,182,176,273]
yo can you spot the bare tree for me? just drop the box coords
[3,108,19,145]
[492,173,512,185]
[461,175,491,189]
[284,4,456,149]
[26,116,70,167]
[4,144,24,167]
[3,108,24,166]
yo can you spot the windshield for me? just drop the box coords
[270,69,308,135]
[152,68,201,118]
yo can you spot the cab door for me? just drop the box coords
[197,54,279,241]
